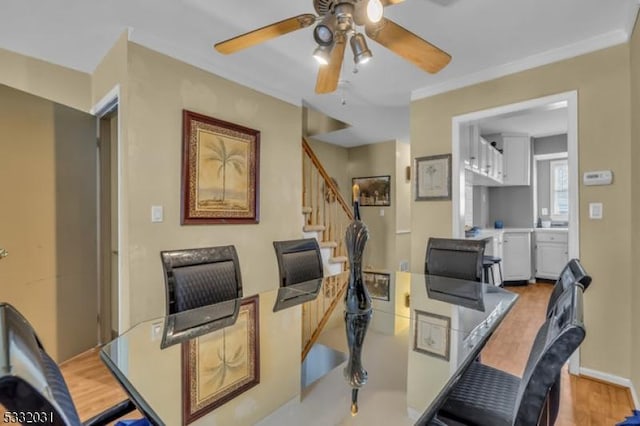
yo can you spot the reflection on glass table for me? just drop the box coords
[100,272,517,426]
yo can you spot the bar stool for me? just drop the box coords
[482,255,503,286]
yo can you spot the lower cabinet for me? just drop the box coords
[535,231,569,280]
[502,231,531,281]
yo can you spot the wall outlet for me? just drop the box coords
[379,209,385,217]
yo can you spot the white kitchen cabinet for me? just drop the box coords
[464,127,503,185]
[502,135,531,186]
[502,231,531,281]
[535,231,569,279]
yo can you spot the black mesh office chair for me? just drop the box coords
[425,238,486,282]
[436,284,586,426]
[0,303,135,426]
[273,238,324,287]
[546,258,591,316]
[160,245,243,314]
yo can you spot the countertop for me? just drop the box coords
[466,228,533,240]
[534,227,568,232]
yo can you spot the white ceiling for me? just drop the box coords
[479,105,568,138]
[0,0,637,146]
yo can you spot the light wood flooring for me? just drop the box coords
[481,283,634,425]
[60,282,634,425]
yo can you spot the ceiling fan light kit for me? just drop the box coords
[350,33,372,65]
[313,45,332,65]
[214,0,451,94]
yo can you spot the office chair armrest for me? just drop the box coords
[83,399,136,426]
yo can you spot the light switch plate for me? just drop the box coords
[379,209,385,217]
[541,207,548,215]
[151,205,163,223]
[589,202,603,219]
[151,320,163,340]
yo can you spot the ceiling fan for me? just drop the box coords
[214,0,451,94]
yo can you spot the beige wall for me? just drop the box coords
[0,84,97,362]
[124,43,303,422]
[395,141,412,270]
[91,31,131,333]
[0,48,91,112]
[411,44,633,378]
[630,15,640,392]
[348,141,397,270]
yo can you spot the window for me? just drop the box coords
[550,159,569,220]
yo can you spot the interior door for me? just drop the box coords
[98,109,119,342]
[0,84,98,362]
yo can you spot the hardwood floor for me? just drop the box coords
[59,349,141,424]
[481,282,634,426]
[60,282,634,425]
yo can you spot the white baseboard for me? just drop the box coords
[579,367,639,408]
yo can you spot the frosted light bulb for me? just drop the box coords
[367,0,383,23]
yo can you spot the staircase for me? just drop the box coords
[300,138,353,360]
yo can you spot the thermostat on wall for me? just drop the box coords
[583,170,613,186]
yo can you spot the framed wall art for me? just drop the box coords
[415,154,452,201]
[182,110,260,224]
[182,295,260,424]
[413,309,450,360]
[363,271,391,301]
[352,175,391,206]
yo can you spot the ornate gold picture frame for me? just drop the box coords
[181,110,260,224]
[182,295,260,424]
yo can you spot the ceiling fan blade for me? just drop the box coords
[365,18,451,73]
[215,14,316,54]
[381,0,405,6]
[315,34,347,94]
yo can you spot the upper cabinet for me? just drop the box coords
[464,125,503,185]
[465,129,530,187]
[501,135,531,186]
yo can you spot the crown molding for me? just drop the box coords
[411,29,628,101]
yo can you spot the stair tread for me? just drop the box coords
[303,224,326,232]
[329,256,348,264]
[319,241,338,248]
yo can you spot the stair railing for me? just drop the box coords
[301,138,354,360]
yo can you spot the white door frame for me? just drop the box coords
[91,85,126,338]
[451,91,580,374]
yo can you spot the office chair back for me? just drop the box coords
[0,303,81,426]
[546,258,591,317]
[425,238,486,282]
[273,239,323,287]
[161,245,242,314]
[513,285,586,425]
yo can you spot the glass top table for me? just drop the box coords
[101,272,517,426]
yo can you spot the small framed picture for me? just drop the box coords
[413,310,450,360]
[363,272,390,301]
[352,175,391,206]
[415,154,452,201]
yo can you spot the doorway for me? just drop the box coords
[0,83,98,361]
[96,101,120,343]
[451,91,580,372]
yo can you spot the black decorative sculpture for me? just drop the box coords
[343,184,372,415]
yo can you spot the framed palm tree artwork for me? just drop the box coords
[182,295,260,424]
[182,110,260,224]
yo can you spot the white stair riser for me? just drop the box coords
[302,230,344,276]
